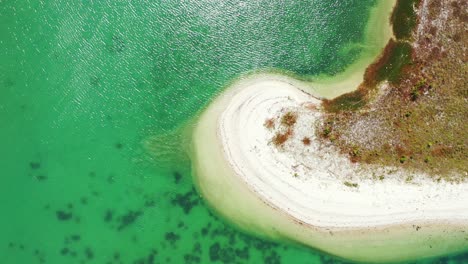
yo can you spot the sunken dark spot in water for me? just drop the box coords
[108,34,126,53]
[148,249,158,264]
[36,175,47,181]
[164,232,180,246]
[171,187,200,214]
[104,210,113,223]
[210,242,233,263]
[89,76,100,87]
[264,251,282,264]
[144,198,156,208]
[80,197,88,205]
[56,210,73,221]
[30,162,40,170]
[69,234,80,242]
[201,225,210,237]
[320,254,353,264]
[236,247,250,260]
[115,143,123,149]
[184,253,201,264]
[132,249,157,264]
[60,248,69,256]
[84,247,94,259]
[173,171,182,184]
[177,221,185,229]
[117,210,143,231]
[193,242,202,254]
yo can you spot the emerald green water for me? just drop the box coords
[0,1,466,263]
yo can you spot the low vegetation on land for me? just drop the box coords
[318,0,467,180]
[267,111,298,147]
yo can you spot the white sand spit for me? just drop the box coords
[192,75,468,262]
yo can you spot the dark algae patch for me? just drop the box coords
[60,247,69,255]
[174,171,183,184]
[164,232,180,245]
[29,162,41,170]
[104,210,114,222]
[391,0,421,40]
[56,210,73,221]
[171,187,200,214]
[184,253,201,264]
[132,249,158,264]
[108,34,126,53]
[117,210,143,231]
[84,247,94,259]
[70,234,80,241]
[373,41,413,84]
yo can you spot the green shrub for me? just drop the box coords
[344,181,359,188]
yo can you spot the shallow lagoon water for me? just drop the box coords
[0,0,466,263]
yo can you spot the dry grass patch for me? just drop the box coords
[281,112,297,127]
[272,129,293,147]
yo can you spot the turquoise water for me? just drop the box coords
[0,0,466,263]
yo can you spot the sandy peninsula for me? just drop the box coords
[191,0,468,262]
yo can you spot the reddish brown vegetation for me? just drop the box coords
[281,112,297,127]
[272,129,293,147]
[264,118,275,129]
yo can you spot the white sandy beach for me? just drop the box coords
[191,0,468,262]
[192,74,468,262]
[219,76,468,227]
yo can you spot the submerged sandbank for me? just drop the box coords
[191,0,468,262]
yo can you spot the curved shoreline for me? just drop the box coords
[191,1,468,262]
[307,0,395,98]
